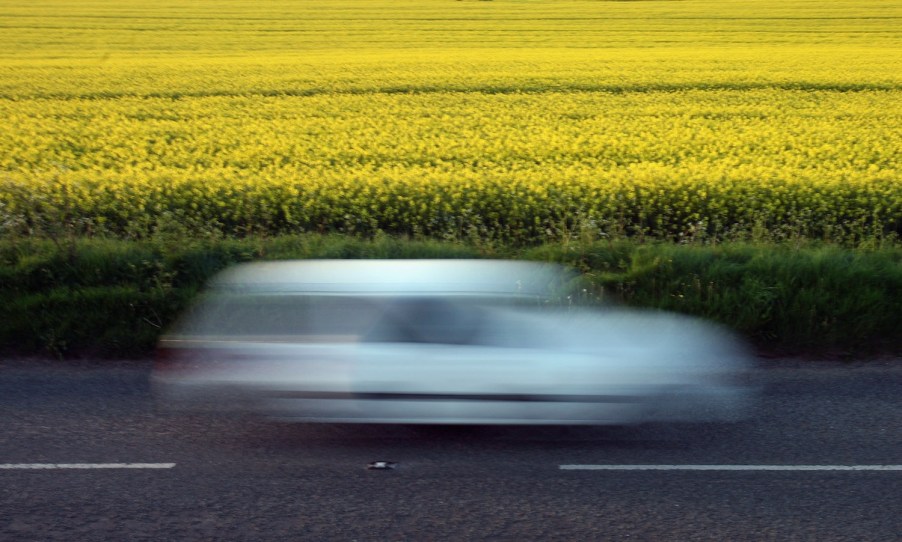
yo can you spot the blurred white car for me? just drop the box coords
[153,260,755,425]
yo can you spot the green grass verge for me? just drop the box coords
[1,235,899,358]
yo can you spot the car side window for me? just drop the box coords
[175,294,382,339]
[363,297,484,345]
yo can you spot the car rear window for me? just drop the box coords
[170,294,384,339]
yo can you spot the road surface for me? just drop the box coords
[1,357,900,541]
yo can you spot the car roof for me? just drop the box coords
[208,259,575,298]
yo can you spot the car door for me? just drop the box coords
[351,299,626,422]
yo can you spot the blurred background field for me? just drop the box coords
[0,0,900,356]
[2,0,900,245]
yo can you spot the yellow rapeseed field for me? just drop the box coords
[1,0,900,244]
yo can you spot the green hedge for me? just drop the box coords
[1,235,899,358]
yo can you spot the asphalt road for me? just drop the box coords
[1,357,900,541]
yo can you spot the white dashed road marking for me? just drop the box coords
[0,463,176,469]
[560,464,902,471]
